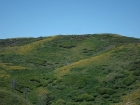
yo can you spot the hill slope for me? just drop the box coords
[0,34,140,105]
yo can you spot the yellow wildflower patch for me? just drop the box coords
[0,70,10,78]
[17,36,56,55]
[0,46,17,55]
[54,52,110,78]
[54,45,130,78]
[0,63,27,70]
[36,87,48,97]
[115,89,140,105]
[138,43,140,47]
[111,45,124,52]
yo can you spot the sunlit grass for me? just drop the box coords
[0,46,17,55]
[0,63,27,70]
[36,87,48,97]
[54,52,110,78]
[115,89,140,105]
[54,44,128,78]
[0,70,9,78]
[17,36,56,55]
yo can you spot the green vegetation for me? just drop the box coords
[0,34,140,105]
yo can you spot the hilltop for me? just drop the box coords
[0,34,140,105]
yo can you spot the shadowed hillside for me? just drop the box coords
[0,34,140,105]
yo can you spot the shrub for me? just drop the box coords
[47,79,54,84]
[98,88,114,95]
[55,99,66,105]
[56,79,62,83]
[80,101,93,105]
[123,76,137,86]
[103,68,112,74]
[129,59,140,71]
[103,94,110,99]
[66,102,79,105]
[133,70,140,76]
[112,98,120,103]
[104,73,123,83]
[76,94,94,102]
[56,85,65,90]
[30,78,40,83]
[0,81,7,87]
[37,83,43,87]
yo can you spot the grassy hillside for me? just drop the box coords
[0,34,140,105]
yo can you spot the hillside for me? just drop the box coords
[0,34,140,105]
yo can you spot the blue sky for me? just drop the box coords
[0,0,140,39]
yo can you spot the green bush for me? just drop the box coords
[55,99,66,105]
[56,85,65,90]
[0,90,31,105]
[76,94,94,102]
[112,98,120,103]
[98,88,114,95]
[129,59,140,71]
[66,102,79,105]
[0,81,7,87]
[103,94,110,99]
[30,78,40,83]
[80,101,93,105]
[104,73,123,83]
[123,76,137,86]
[133,70,140,76]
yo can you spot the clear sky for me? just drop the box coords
[0,0,140,39]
